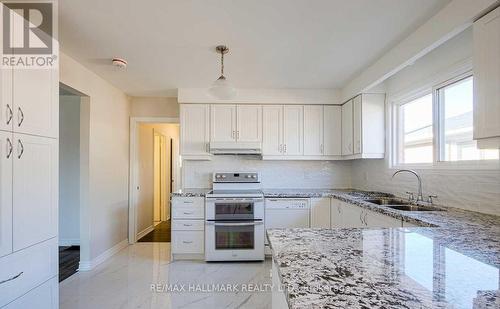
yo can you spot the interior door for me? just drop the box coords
[353,95,362,154]
[323,105,342,155]
[262,105,283,155]
[0,131,13,257]
[341,100,353,155]
[303,105,324,155]
[12,133,57,251]
[236,105,262,143]
[211,104,236,142]
[283,105,303,155]
[12,68,58,138]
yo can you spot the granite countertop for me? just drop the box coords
[268,227,500,309]
[171,188,211,197]
[266,190,500,308]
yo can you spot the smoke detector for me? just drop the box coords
[112,58,127,69]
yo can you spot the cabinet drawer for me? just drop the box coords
[172,220,204,231]
[172,197,204,208]
[172,231,204,254]
[0,238,57,307]
[4,277,58,309]
[172,206,204,219]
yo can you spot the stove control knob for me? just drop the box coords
[221,175,227,179]
[251,175,257,179]
[246,175,251,178]
[215,175,221,179]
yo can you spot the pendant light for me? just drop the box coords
[208,45,236,99]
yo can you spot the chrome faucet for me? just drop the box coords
[392,169,424,202]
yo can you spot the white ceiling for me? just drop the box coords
[59,0,450,97]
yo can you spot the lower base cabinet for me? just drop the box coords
[4,277,58,309]
[171,197,205,260]
[272,259,289,309]
[331,198,403,228]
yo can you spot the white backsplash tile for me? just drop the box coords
[182,155,352,189]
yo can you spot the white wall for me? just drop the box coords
[131,97,179,117]
[183,156,352,189]
[59,95,80,245]
[352,28,500,216]
[60,52,131,264]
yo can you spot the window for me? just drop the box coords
[437,76,499,161]
[394,73,499,166]
[396,93,433,164]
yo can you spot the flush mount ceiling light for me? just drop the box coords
[112,57,127,69]
[208,45,236,99]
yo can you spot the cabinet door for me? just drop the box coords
[283,105,303,155]
[262,105,283,155]
[364,209,402,228]
[0,4,13,132]
[353,95,362,154]
[180,104,210,156]
[237,105,262,143]
[473,7,500,142]
[338,202,365,228]
[303,106,324,155]
[341,100,353,155]
[12,68,58,138]
[13,134,58,251]
[323,105,342,155]
[0,131,13,257]
[310,198,330,228]
[211,104,236,142]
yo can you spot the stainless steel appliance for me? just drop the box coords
[205,172,264,261]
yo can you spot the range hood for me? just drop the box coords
[209,142,262,155]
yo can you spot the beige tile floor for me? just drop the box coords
[60,243,272,309]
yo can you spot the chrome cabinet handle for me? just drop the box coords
[183,223,193,227]
[6,104,13,125]
[231,130,235,139]
[283,144,287,153]
[17,107,24,127]
[6,137,13,159]
[207,221,263,226]
[320,144,324,154]
[182,241,193,244]
[183,201,194,204]
[17,139,24,159]
[363,213,368,226]
[183,211,193,215]
[0,272,23,285]
[337,204,341,214]
[278,144,282,153]
[236,131,240,140]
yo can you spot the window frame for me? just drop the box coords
[391,70,499,170]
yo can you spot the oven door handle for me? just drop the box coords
[206,199,264,203]
[206,221,263,226]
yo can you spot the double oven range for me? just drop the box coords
[205,172,265,261]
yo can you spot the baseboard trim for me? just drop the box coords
[78,239,128,271]
[137,225,154,239]
[59,239,80,246]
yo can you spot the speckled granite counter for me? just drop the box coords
[171,188,211,197]
[268,228,500,308]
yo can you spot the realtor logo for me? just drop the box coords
[1,1,57,68]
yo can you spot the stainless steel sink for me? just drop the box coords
[386,205,444,212]
[364,198,410,206]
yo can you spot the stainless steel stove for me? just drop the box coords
[205,172,264,261]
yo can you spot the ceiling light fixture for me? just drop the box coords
[112,57,127,69]
[208,45,236,99]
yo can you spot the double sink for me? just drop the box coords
[364,197,444,212]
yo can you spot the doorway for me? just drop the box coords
[58,84,90,281]
[129,118,180,243]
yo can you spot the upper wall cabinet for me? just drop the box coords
[262,105,303,157]
[304,106,323,156]
[210,104,262,145]
[303,105,342,157]
[341,94,385,159]
[180,104,211,160]
[473,7,500,149]
[323,105,342,156]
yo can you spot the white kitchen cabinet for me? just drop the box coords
[13,133,58,251]
[363,208,402,228]
[4,277,58,309]
[12,68,58,138]
[341,100,353,155]
[171,196,205,260]
[0,68,13,132]
[303,106,324,156]
[473,6,500,149]
[237,105,262,143]
[262,105,283,155]
[323,105,342,156]
[272,260,289,309]
[0,131,13,257]
[263,105,304,157]
[310,197,330,228]
[283,105,303,156]
[180,104,211,160]
[211,104,236,143]
[342,94,385,158]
